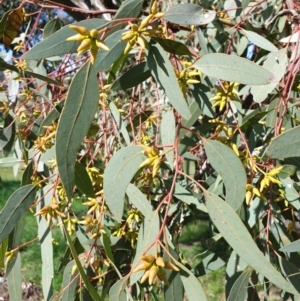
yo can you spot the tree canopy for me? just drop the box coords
[1,0,300,300]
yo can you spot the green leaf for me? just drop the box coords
[203,139,247,211]
[0,9,11,38]
[94,30,127,72]
[130,211,160,285]
[280,241,300,253]
[193,53,276,85]
[177,262,207,301]
[227,268,252,301]
[161,110,175,170]
[0,185,36,244]
[109,277,127,301]
[63,223,102,301]
[38,215,54,300]
[23,19,108,60]
[147,40,191,120]
[21,161,34,186]
[109,102,131,146]
[251,49,287,103]
[111,62,151,91]
[266,126,300,158]
[204,191,298,295]
[0,157,23,167]
[279,257,300,294]
[153,36,191,56]
[7,252,22,301]
[43,18,62,39]
[0,114,14,149]
[164,4,216,25]
[25,70,63,86]
[172,183,206,212]
[103,146,146,221]
[5,217,24,276]
[194,253,225,276]
[56,61,99,199]
[242,0,251,10]
[126,183,153,216]
[62,260,79,301]
[75,161,95,198]
[240,29,278,52]
[114,0,143,20]
[164,271,184,301]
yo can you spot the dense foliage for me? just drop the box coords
[1,0,300,300]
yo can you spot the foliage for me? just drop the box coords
[1,0,300,300]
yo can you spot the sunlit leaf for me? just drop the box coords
[94,30,127,72]
[62,260,79,301]
[147,40,191,120]
[126,183,153,216]
[194,253,225,276]
[204,191,298,295]
[280,241,300,253]
[38,215,53,300]
[103,146,146,221]
[130,211,159,285]
[0,114,13,149]
[161,110,175,170]
[23,19,108,60]
[56,61,99,199]
[251,48,287,103]
[203,139,247,211]
[164,4,216,25]
[266,126,300,158]
[227,268,252,301]
[0,185,36,244]
[193,53,276,85]
[241,29,278,52]
[7,252,22,301]
[109,277,127,301]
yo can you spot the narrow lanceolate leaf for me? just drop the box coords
[0,185,36,244]
[177,262,208,301]
[266,126,300,159]
[126,183,153,216]
[280,240,300,253]
[103,146,146,221]
[204,191,298,295]
[38,216,53,301]
[94,30,127,72]
[62,260,79,301]
[5,217,24,277]
[203,139,247,211]
[43,18,62,39]
[251,48,287,103]
[109,277,127,301]
[164,4,216,25]
[114,0,143,20]
[147,40,191,120]
[153,37,191,56]
[130,211,160,285]
[161,110,175,170]
[227,268,252,301]
[164,270,184,301]
[0,114,13,148]
[0,157,23,167]
[56,61,99,199]
[109,102,131,146]
[22,19,108,60]
[75,161,95,198]
[7,252,22,301]
[111,62,151,91]
[193,53,276,85]
[240,29,278,52]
